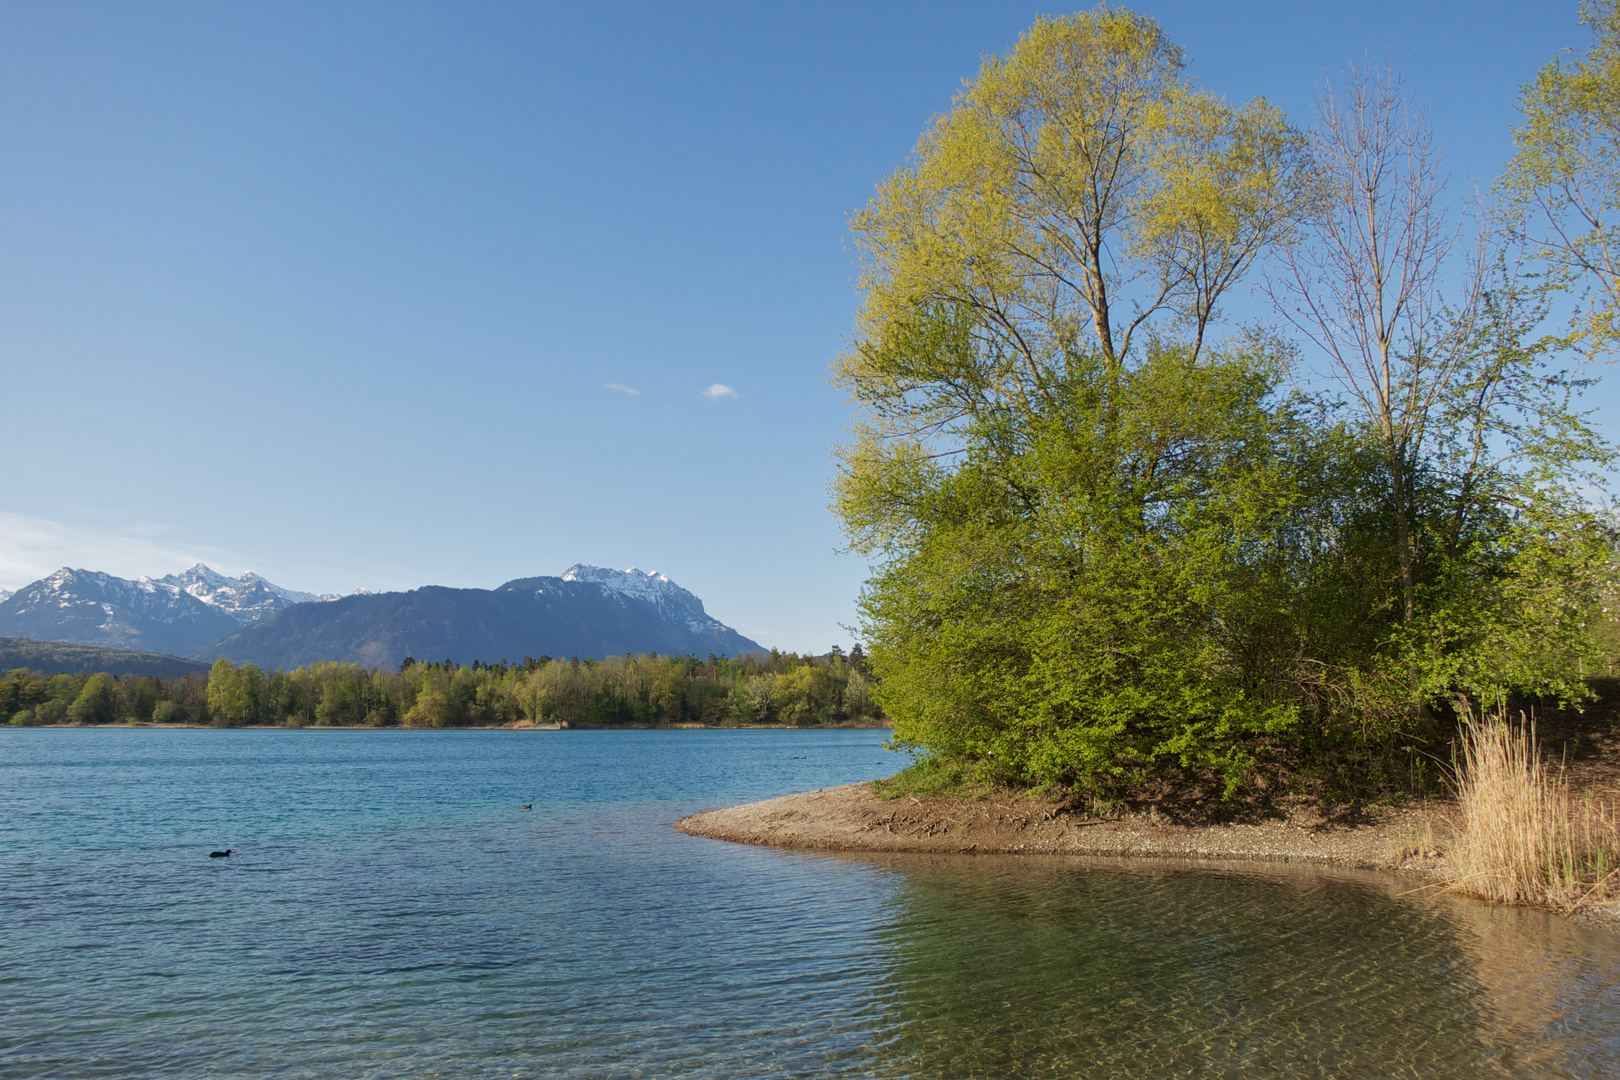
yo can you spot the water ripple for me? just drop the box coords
[3,728,1618,1079]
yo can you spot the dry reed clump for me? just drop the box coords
[1449,713,1620,911]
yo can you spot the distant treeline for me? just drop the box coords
[2,648,882,728]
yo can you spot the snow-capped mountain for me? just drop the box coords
[0,588,10,604]
[0,565,340,657]
[0,567,246,657]
[152,563,338,625]
[557,564,723,639]
[206,564,763,670]
[1,561,763,668]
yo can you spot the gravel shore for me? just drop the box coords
[675,781,1450,873]
[676,781,1620,930]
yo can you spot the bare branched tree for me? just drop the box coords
[1267,61,1484,658]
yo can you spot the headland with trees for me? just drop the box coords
[817,2,1620,910]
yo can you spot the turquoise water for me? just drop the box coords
[2,729,1618,1078]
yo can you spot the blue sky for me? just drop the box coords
[0,0,1599,652]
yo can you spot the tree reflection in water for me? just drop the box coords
[829,853,1620,1079]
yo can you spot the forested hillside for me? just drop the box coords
[0,638,208,679]
[203,572,761,671]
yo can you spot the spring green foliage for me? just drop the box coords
[836,7,1618,800]
[2,649,880,729]
[67,673,119,725]
[1500,0,1620,350]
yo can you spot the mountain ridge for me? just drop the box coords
[204,570,762,670]
[152,563,340,623]
[0,563,763,668]
[0,568,246,657]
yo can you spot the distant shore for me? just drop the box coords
[16,720,891,731]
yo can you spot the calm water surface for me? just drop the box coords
[2,728,1618,1078]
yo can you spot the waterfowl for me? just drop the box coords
[209,849,232,858]
[520,804,533,810]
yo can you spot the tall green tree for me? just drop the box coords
[206,658,265,726]
[1500,0,1620,351]
[68,673,118,725]
[835,9,1321,794]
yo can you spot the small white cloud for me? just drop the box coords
[702,383,739,399]
[606,383,640,396]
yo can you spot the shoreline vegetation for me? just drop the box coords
[2,648,883,730]
[678,688,1620,924]
[803,3,1620,922]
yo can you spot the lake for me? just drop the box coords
[2,728,1618,1078]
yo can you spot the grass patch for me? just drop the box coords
[1449,712,1620,911]
[873,755,1005,800]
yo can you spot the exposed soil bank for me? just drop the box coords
[676,781,1620,930]
[675,782,1448,871]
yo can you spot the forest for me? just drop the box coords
[837,4,1620,801]
[1,648,881,729]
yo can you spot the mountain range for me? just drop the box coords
[0,564,763,670]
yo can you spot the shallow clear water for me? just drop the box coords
[2,729,1618,1079]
